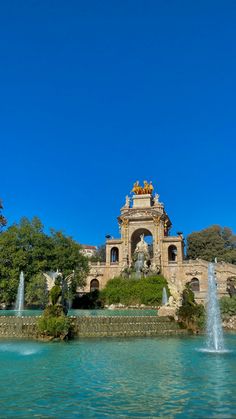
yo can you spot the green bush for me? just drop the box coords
[100,276,169,306]
[37,304,72,339]
[50,285,62,305]
[74,290,103,309]
[177,285,205,331]
[38,315,70,339]
[178,303,205,330]
[42,304,65,317]
[220,296,236,317]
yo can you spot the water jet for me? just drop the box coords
[15,271,24,316]
[205,262,225,352]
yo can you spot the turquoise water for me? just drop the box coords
[0,335,236,418]
[0,309,157,317]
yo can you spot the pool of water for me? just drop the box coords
[0,309,157,317]
[0,334,236,418]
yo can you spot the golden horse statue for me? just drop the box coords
[131,181,154,195]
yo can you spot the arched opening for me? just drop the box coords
[168,245,177,262]
[131,228,153,259]
[90,279,99,292]
[111,247,119,263]
[189,277,200,292]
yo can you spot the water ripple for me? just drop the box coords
[0,335,235,418]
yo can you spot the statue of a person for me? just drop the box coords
[149,181,154,195]
[143,181,149,194]
[134,234,150,261]
[154,193,159,204]
[124,195,130,208]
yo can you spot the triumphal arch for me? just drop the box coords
[84,181,236,303]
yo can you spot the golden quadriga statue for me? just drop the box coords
[132,180,154,195]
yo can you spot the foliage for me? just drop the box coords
[182,285,195,306]
[0,200,7,231]
[37,305,73,340]
[186,225,236,264]
[41,304,65,318]
[0,217,89,306]
[25,273,48,308]
[90,245,106,263]
[74,290,103,309]
[38,314,71,339]
[50,285,62,306]
[177,284,205,331]
[100,275,169,306]
[220,296,236,317]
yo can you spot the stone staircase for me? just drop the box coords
[0,315,187,339]
[73,315,187,338]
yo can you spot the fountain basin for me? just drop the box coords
[0,334,235,418]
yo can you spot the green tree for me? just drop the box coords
[220,296,236,317]
[25,273,48,308]
[186,225,236,264]
[0,217,89,306]
[49,229,89,294]
[90,244,106,263]
[0,200,7,231]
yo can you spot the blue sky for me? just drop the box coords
[1,0,236,245]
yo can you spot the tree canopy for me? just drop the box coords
[186,225,236,264]
[0,200,7,231]
[0,217,89,306]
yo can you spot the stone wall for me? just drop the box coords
[73,316,186,338]
[0,316,186,339]
[0,316,38,338]
[163,259,236,304]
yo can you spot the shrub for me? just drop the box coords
[50,285,62,305]
[177,285,205,331]
[38,315,71,339]
[100,275,169,306]
[37,304,72,340]
[220,296,236,317]
[178,303,205,330]
[74,290,103,309]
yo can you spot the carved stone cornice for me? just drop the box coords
[119,207,164,220]
[89,267,104,277]
[185,270,202,277]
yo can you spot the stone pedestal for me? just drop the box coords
[132,194,152,208]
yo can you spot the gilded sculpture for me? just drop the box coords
[131,180,154,195]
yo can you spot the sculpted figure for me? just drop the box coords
[134,234,149,257]
[124,195,130,208]
[131,180,154,195]
[148,181,154,194]
[132,181,141,195]
[143,180,149,194]
[143,181,154,195]
[150,261,160,275]
[43,270,62,292]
